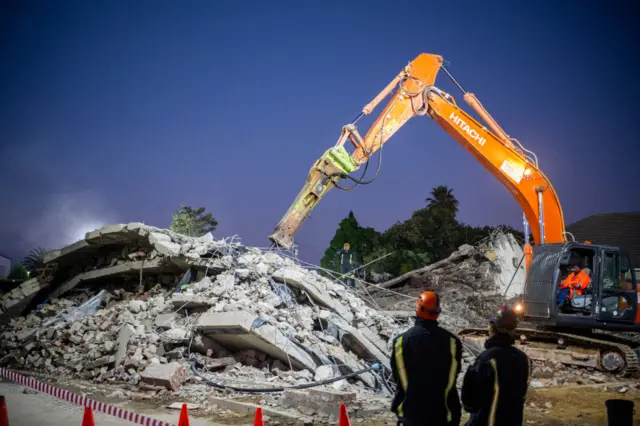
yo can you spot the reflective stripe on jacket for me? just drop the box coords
[337,249,355,274]
[462,333,531,426]
[390,318,462,426]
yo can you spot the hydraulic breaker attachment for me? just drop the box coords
[269,146,357,249]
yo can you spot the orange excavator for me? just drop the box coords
[269,53,640,376]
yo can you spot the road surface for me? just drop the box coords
[0,381,229,426]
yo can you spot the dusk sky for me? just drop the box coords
[1,1,638,265]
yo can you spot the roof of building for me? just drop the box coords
[0,252,11,261]
[565,212,640,265]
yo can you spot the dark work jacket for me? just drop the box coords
[461,333,532,426]
[390,318,463,426]
[336,249,355,274]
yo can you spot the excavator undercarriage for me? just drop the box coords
[459,327,640,377]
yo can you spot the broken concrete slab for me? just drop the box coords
[323,345,376,388]
[328,314,390,370]
[48,258,165,299]
[271,268,354,322]
[154,240,182,257]
[140,362,188,391]
[189,333,230,357]
[171,294,213,309]
[85,355,115,370]
[357,324,390,356]
[195,311,316,372]
[0,278,50,323]
[43,240,91,264]
[154,313,177,330]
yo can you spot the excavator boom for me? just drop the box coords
[268,53,566,250]
[268,53,444,249]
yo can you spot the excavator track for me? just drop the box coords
[458,327,640,378]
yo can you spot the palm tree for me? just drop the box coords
[426,185,459,219]
[21,247,50,274]
[425,186,460,259]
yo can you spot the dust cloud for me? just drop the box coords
[23,191,119,250]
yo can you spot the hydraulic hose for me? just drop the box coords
[189,360,383,393]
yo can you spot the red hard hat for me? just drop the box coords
[416,291,441,320]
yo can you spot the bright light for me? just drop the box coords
[523,168,533,177]
[514,303,523,313]
[70,222,105,243]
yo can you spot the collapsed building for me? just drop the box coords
[0,223,406,403]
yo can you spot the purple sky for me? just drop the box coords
[1,1,638,265]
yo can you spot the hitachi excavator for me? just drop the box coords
[268,53,640,376]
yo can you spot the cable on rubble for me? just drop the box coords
[189,359,383,393]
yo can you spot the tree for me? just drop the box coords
[7,264,30,280]
[426,185,459,220]
[170,205,218,237]
[321,184,526,280]
[425,185,460,259]
[21,247,50,274]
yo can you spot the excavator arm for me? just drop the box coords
[269,53,566,253]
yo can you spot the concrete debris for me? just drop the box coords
[370,231,525,333]
[140,362,188,391]
[0,222,403,398]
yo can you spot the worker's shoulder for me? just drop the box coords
[509,344,530,362]
[481,344,529,365]
[406,323,460,344]
[432,323,462,344]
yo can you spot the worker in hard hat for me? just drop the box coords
[390,291,463,426]
[461,306,531,426]
[336,241,357,288]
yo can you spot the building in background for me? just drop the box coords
[0,252,11,279]
[565,212,640,276]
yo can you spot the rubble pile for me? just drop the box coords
[370,232,525,332]
[0,223,406,398]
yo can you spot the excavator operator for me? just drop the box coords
[390,291,463,426]
[557,260,591,306]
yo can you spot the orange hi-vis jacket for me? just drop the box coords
[560,269,591,298]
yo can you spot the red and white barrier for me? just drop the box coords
[0,367,176,426]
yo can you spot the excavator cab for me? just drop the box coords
[522,242,640,331]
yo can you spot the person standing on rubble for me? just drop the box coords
[336,241,357,288]
[461,306,531,426]
[390,291,463,426]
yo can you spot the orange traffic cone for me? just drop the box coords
[0,395,9,426]
[177,403,190,426]
[81,407,95,426]
[253,407,264,426]
[338,403,350,426]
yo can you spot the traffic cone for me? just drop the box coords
[81,407,95,426]
[253,407,263,426]
[177,403,190,426]
[0,395,9,426]
[338,403,350,426]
